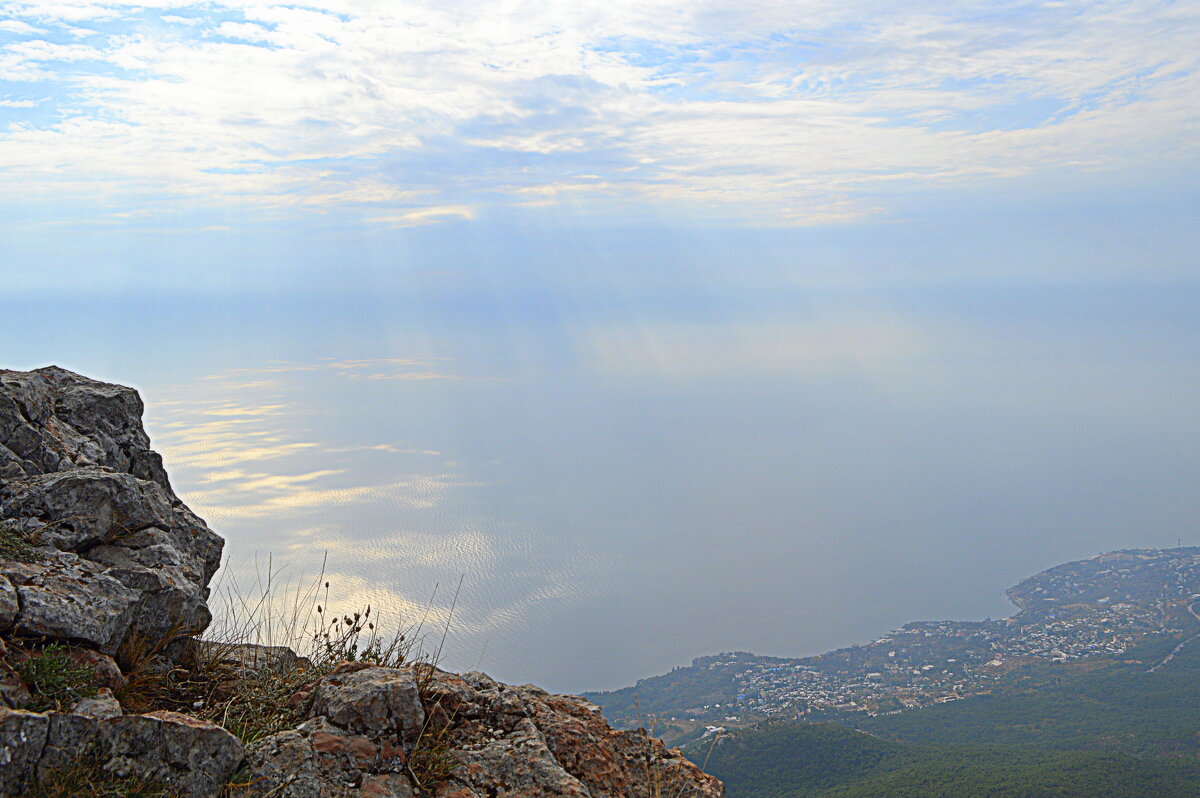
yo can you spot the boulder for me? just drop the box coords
[12,552,140,653]
[309,664,425,741]
[420,669,725,798]
[0,367,223,664]
[0,367,171,486]
[243,664,723,798]
[0,706,244,798]
[245,716,416,797]
[101,711,244,796]
[186,639,304,676]
[0,574,16,630]
[0,708,48,787]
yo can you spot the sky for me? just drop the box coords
[2,0,1199,692]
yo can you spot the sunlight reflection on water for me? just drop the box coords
[140,337,1200,693]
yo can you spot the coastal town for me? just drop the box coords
[590,548,1200,734]
[727,598,1168,719]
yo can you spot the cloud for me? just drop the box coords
[0,19,42,34]
[191,475,456,523]
[1,0,1195,223]
[203,358,472,382]
[367,205,475,228]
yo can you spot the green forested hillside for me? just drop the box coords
[693,637,1200,796]
[853,635,1200,756]
[692,723,912,796]
[821,749,1200,798]
[697,724,1200,798]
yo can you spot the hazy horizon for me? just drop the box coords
[6,272,1200,692]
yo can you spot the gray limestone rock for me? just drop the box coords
[309,665,425,742]
[244,716,416,798]
[0,367,168,484]
[99,711,244,797]
[447,715,593,797]
[3,468,175,551]
[70,687,122,719]
[12,552,140,653]
[186,639,303,675]
[243,664,724,798]
[0,707,243,798]
[419,669,726,798]
[0,366,223,664]
[0,708,49,790]
[0,575,16,631]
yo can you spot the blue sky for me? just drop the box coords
[2,0,1200,691]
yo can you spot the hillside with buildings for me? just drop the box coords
[587,548,1200,745]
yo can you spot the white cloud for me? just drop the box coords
[367,205,475,227]
[4,2,120,22]
[0,0,1196,223]
[0,19,42,33]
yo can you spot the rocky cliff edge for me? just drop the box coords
[0,366,724,798]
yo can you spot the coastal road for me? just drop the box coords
[1146,601,1200,674]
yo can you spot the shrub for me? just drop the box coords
[15,643,98,712]
[130,559,425,745]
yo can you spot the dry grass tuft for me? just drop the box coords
[118,554,446,751]
[639,700,725,798]
[23,552,467,793]
[26,747,176,798]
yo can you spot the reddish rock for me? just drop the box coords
[347,735,379,766]
[419,670,724,798]
[64,646,126,691]
[312,730,347,754]
[243,716,414,797]
[360,774,415,797]
[244,664,722,797]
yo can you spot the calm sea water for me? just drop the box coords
[5,289,1200,692]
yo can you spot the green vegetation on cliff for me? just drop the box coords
[692,635,1200,796]
[697,723,1200,798]
[852,635,1200,756]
